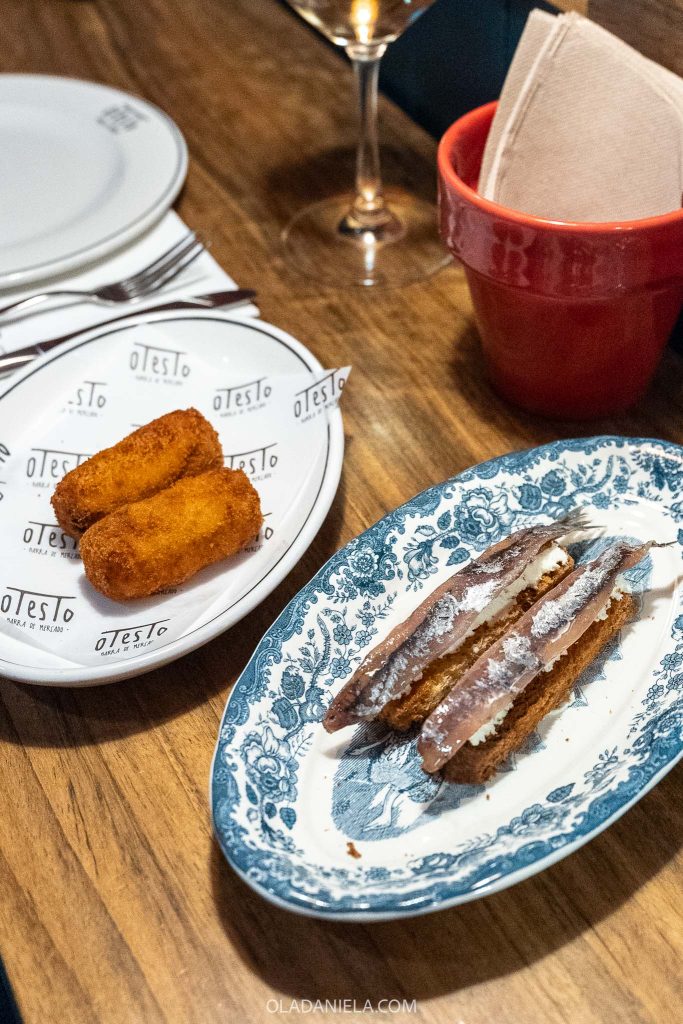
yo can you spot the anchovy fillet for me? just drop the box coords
[418,539,652,772]
[323,508,591,733]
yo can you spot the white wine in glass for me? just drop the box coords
[282,0,450,287]
[288,0,434,46]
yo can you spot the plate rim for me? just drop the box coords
[0,74,188,287]
[218,746,683,922]
[210,434,683,920]
[0,310,344,685]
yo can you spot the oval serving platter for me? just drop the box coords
[211,436,683,920]
[0,311,344,686]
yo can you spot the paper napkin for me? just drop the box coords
[0,210,259,357]
[480,10,683,222]
[479,8,557,192]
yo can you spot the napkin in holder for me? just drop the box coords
[479,10,683,223]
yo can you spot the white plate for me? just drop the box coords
[0,75,187,287]
[211,437,683,920]
[0,311,344,685]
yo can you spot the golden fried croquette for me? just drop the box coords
[79,468,262,601]
[52,408,222,537]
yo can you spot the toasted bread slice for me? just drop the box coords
[381,557,574,731]
[442,591,636,784]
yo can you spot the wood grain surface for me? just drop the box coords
[589,0,683,75]
[538,0,682,77]
[554,1,589,13]
[0,2,681,1023]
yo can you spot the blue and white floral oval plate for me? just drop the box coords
[211,436,683,920]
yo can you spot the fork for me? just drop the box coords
[0,232,207,319]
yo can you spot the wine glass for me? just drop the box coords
[283,1,450,287]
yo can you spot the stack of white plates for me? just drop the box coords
[0,74,188,287]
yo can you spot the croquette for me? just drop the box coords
[79,468,263,601]
[52,408,222,537]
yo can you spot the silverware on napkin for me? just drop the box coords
[0,288,257,380]
[0,232,206,320]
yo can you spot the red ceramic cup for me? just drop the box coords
[438,102,683,419]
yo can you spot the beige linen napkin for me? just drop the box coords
[480,10,683,222]
[479,9,557,192]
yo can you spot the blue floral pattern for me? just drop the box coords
[211,436,683,919]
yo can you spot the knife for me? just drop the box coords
[0,288,257,380]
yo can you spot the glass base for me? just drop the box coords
[281,189,451,288]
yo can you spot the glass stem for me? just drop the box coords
[342,43,392,233]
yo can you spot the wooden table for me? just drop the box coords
[1,2,681,1022]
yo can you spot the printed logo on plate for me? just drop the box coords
[224,443,278,482]
[26,446,90,487]
[65,380,108,417]
[22,520,79,561]
[94,618,171,657]
[294,369,347,422]
[97,104,149,134]
[214,377,272,417]
[129,340,191,384]
[1,585,76,634]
